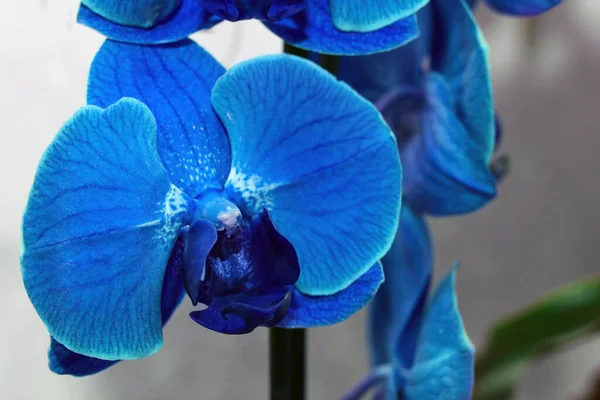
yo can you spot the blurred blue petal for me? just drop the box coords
[336,3,433,102]
[81,0,181,28]
[337,44,423,103]
[212,55,401,296]
[265,0,419,55]
[21,99,191,360]
[48,236,188,376]
[278,262,384,328]
[431,0,494,163]
[485,0,563,16]
[403,265,475,400]
[88,39,230,198]
[330,0,427,32]
[401,74,496,215]
[78,0,221,44]
[369,204,431,400]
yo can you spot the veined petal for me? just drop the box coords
[431,0,494,163]
[264,0,419,55]
[485,0,563,16]
[403,265,475,400]
[278,262,384,328]
[80,0,181,28]
[369,204,431,370]
[402,74,496,216]
[78,0,221,45]
[21,99,191,360]
[330,0,428,32]
[212,55,401,296]
[88,39,230,197]
[48,236,187,376]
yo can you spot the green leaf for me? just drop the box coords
[474,276,600,400]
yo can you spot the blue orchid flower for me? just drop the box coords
[21,42,402,376]
[341,205,474,400]
[471,0,565,16]
[338,0,497,217]
[77,0,427,55]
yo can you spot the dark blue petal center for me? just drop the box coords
[201,0,305,21]
[185,209,300,334]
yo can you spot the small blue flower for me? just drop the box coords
[341,206,474,400]
[473,0,565,16]
[21,42,401,375]
[338,0,497,216]
[77,0,427,55]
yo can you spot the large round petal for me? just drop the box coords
[403,266,475,400]
[211,55,402,296]
[264,0,419,55]
[48,236,188,376]
[78,0,221,44]
[88,39,230,198]
[485,0,563,16]
[21,99,191,360]
[81,0,182,28]
[431,0,494,163]
[278,262,384,328]
[401,74,496,216]
[330,0,428,32]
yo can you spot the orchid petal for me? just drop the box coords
[278,262,384,328]
[21,99,190,360]
[401,74,496,215]
[88,39,230,197]
[403,265,475,400]
[48,236,187,376]
[431,0,494,162]
[78,0,221,44]
[330,0,427,32]
[80,0,181,28]
[485,0,563,16]
[265,0,418,55]
[368,205,431,400]
[211,55,401,296]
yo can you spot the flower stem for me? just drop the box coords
[269,328,306,400]
[283,42,310,58]
[282,42,340,76]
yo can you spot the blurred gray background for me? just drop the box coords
[1,1,599,399]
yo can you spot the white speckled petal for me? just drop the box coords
[87,39,230,197]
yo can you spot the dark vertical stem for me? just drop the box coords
[270,328,306,400]
[282,42,340,77]
[319,54,340,76]
[283,42,310,59]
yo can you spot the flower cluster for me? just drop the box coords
[20,0,565,397]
